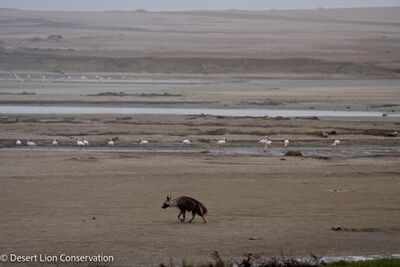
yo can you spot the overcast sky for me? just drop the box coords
[1,0,399,11]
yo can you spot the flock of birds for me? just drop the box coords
[2,73,137,83]
[14,136,342,153]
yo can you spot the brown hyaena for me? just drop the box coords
[162,195,208,223]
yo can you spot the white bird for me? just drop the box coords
[52,138,58,146]
[216,137,226,153]
[258,136,268,145]
[16,139,22,146]
[139,138,150,151]
[284,139,290,149]
[139,138,149,145]
[259,136,272,153]
[108,138,114,146]
[217,137,226,145]
[182,138,192,150]
[331,139,341,149]
[182,138,192,145]
[264,140,272,153]
[26,139,36,149]
[76,138,85,147]
[83,138,89,146]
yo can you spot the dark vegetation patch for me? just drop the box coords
[241,99,283,106]
[285,150,303,157]
[160,252,400,267]
[370,104,400,109]
[296,116,320,120]
[331,227,381,233]
[25,34,63,43]
[362,129,398,137]
[86,92,182,97]
[69,156,98,161]
[116,116,133,120]
[0,91,36,95]
[310,155,331,160]
[135,92,183,97]
[0,116,19,123]
[87,92,131,97]
[273,116,291,120]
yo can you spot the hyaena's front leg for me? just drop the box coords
[177,210,186,222]
[177,211,182,221]
[181,211,186,222]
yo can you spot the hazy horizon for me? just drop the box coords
[1,0,399,12]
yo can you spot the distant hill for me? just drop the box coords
[0,7,399,75]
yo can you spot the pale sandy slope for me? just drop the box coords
[0,7,399,74]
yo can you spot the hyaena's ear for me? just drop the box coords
[167,195,171,201]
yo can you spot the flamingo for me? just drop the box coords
[182,138,192,145]
[217,137,226,145]
[264,139,272,153]
[83,138,89,146]
[52,138,58,146]
[284,139,290,149]
[258,136,268,145]
[76,138,85,147]
[108,138,114,146]
[26,139,36,149]
[259,136,267,152]
[139,138,150,151]
[139,138,149,145]
[331,139,341,149]
[182,138,192,150]
[216,137,226,153]
[16,139,22,146]
[259,136,272,153]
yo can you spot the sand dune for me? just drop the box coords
[0,7,399,75]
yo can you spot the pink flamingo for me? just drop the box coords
[26,139,36,149]
[259,136,272,153]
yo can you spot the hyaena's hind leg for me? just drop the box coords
[189,211,196,223]
[200,213,206,223]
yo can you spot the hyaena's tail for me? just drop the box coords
[200,204,208,215]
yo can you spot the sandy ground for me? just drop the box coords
[0,8,400,75]
[0,7,399,61]
[0,112,399,266]
[0,76,400,112]
[0,151,399,266]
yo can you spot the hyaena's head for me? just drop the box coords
[162,195,172,209]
